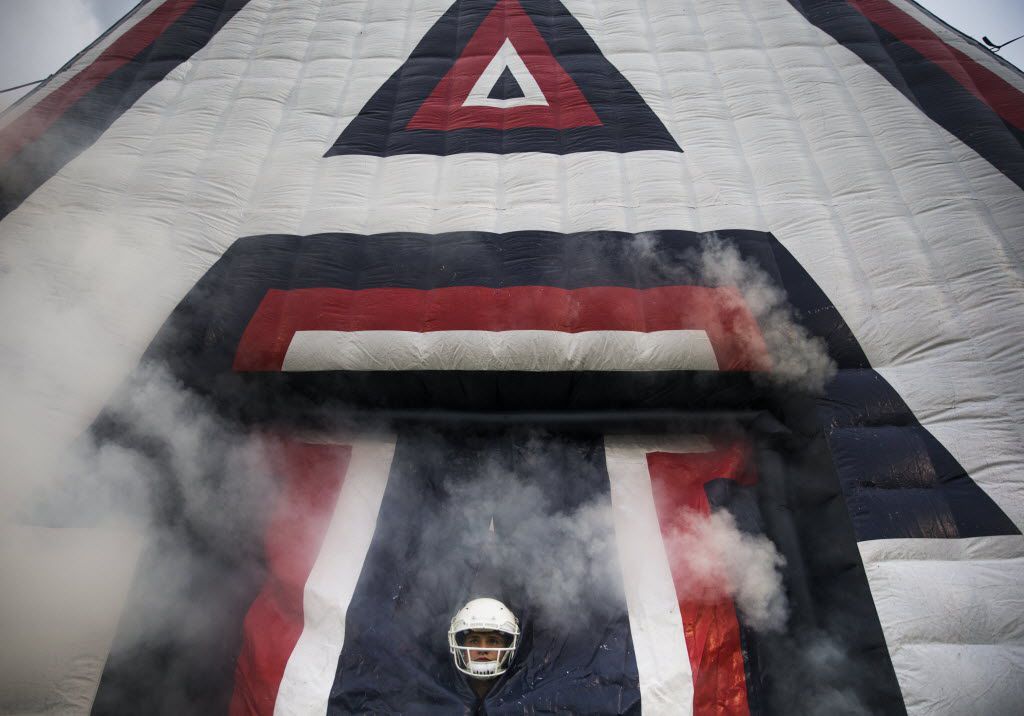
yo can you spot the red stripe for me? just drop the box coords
[231,285,770,372]
[229,438,352,716]
[0,0,199,165]
[646,445,754,716]
[406,0,600,131]
[848,0,1024,131]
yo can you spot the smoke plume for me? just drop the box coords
[660,507,788,632]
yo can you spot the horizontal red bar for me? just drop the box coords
[232,285,771,373]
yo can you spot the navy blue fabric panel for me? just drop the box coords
[702,446,907,714]
[325,0,681,157]
[819,368,915,427]
[787,0,1024,191]
[142,230,1019,544]
[142,230,774,417]
[149,229,779,376]
[489,67,525,100]
[766,240,1020,540]
[0,0,252,220]
[145,229,714,379]
[702,470,907,715]
[821,369,1018,539]
[224,371,765,418]
[329,431,640,714]
[706,478,765,534]
[828,421,1018,539]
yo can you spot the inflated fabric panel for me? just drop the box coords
[859,536,1024,715]
[2,0,1023,713]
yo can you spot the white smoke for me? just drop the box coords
[777,633,873,716]
[42,362,277,531]
[626,232,836,393]
[659,507,788,632]
[0,361,278,715]
[427,443,622,627]
[697,236,835,391]
[426,433,790,636]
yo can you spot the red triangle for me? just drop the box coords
[406,0,602,131]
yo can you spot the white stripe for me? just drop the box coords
[281,329,719,372]
[273,436,396,716]
[858,535,1024,715]
[463,38,548,109]
[859,534,1024,563]
[604,435,713,716]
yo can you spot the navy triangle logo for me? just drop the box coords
[488,66,525,101]
[325,0,682,157]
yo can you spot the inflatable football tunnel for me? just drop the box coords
[1,1,1022,714]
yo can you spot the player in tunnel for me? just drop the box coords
[449,597,521,701]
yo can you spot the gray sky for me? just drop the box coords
[0,0,139,112]
[1,0,1022,114]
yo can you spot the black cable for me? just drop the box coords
[0,78,46,94]
[982,32,1024,52]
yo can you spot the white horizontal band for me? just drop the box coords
[280,329,719,372]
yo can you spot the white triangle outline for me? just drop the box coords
[463,38,549,109]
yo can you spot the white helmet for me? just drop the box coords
[448,597,520,679]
